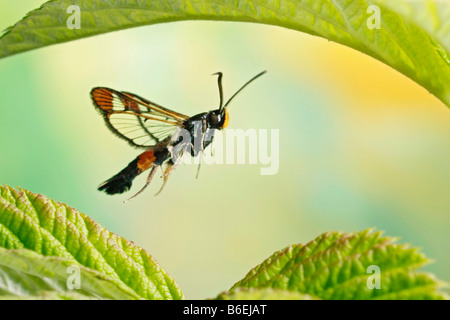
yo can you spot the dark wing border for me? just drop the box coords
[91,87,188,148]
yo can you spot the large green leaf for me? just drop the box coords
[224,229,448,300]
[216,288,319,300]
[0,247,139,299]
[1,0,450,108]
[0,186,447,299]
[0,186,183,300]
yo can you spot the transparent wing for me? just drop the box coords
[91,87,189,148]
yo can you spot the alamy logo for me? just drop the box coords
[367,5,381,30]
[170,125,280,175]
[66,265,81,289]
[66,5,81,30]
[366,265,381,289]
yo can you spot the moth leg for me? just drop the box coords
[165,141,189,178]
[195,130,207,179]
[211,135,215,157]
[123,165,158,203]
[155,145,186,195]
[196,150,204,179]
[165,156,183,176]
[155,161,174,196]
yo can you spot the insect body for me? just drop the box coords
[91,71,266,201]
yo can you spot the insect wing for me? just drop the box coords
[91,87,188,148]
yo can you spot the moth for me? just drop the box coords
[90,71,266,202]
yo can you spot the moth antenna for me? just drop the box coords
[224,70,267,107]
[212,72,224,111]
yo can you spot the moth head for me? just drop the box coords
[208,108,229,129]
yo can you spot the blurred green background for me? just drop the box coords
[1,1,449,299]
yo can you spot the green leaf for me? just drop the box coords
[0,186,183,300]
[0,186,447,300]
[216,288,320,300]
[0,248,138,299]
[0,292,96,300]
[225,229,448,300]
[1,0,450,108]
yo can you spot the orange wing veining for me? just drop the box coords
[91,87,115,112]
[90,87,185,148]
